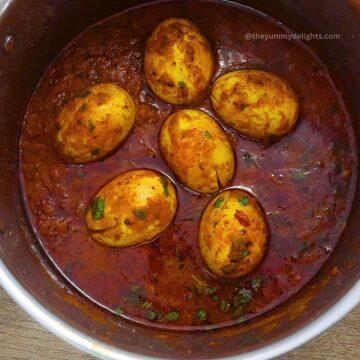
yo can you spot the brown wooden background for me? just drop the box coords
[0,286,359,359]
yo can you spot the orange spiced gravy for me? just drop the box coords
[20,0,356,329]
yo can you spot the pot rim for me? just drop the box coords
[1,258,360,360]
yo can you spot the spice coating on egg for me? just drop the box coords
[55,83,135,163]
[159,109,235,194]
[85,169,177,247]
[199,189,268,278]
[144,18,215,105]
[211,70,299,145]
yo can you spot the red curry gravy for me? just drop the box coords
[20,0,357,329]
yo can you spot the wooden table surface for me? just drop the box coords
[0,286,359,359]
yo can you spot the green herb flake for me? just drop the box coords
[88,120,96,132]
[133,208,147,220]
[202,130,213,139]
[212,295,219,301]
[91,196,105,220]
[232,306,244,319]
[242,249,250,257]
[196,309,207,321]
[213,196,225,208]
[165,311,179,321]
[238,196,249,206]
[114,307,125,315]
[251,277,263,289]
[78,171,86,179]
[220,300,231,313]
[160,176,170,197]
[77,90,92,98]
[130,283,142,294]
[91,147,100,156]
[147,310,158,321]
[205,287,219,295]
[238,289,253,305]
[292,169,308,181]
[79,103,88,112]
[299,241,310,252]
[141,300,152,309]
[178,80,186,88]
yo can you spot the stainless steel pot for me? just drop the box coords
[0,1,359,359]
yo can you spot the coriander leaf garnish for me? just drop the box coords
[196,309,207,321]
[242,249,250,257]
[133,208,147,219]
[213,196,225,208]
[88,120,96,132]
[114,307,125,315]
[79,103,88,112]
[178,80,186,88]
[237,289,253,305]
[91,147,100,156]
[147,310,157,321]
[251,277,263,289]
[238,196,249,206]
[202,130,213,139]
[292,169,308,181]
[160,176,170,197]
[165,311,179,321]
[77,90,92,98]
[130,283,142,294]
[220,300,230,313]
[91,196,105,220]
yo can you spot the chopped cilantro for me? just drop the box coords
[79,103,88,112]
[77,90,92,98]
[242,249,250,257]
[160,176,170,197]
[232,306,244,319]
[196,309,207,321]
[202,130,213,139]
[178,80,186,88]
[91,147,100,156]
[91,196,105,220]
[78,171,86,179]
[292,169,308,181]
[299,241,310,252]
[88,120,96,132]
[123,293,141,306]
[130,283,142,294]
[238,196,249,206]
[213,196,225,208]
[147,310,157,321]
[165,311,179,321]
[141,300,152,309]
[251,277,263,289]
[114,307,124,315]
[133,208,147,220]
[237,289,253,305]
[205,287,219,295]
[212,295,219,301]
[220,300,230,313]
